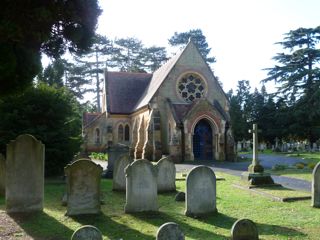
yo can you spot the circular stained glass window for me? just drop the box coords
[177,73,206,102]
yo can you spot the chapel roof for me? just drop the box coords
[82,112,103,128]
[105,44,186,114]
[106,72,152,114]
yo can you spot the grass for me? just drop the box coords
[265,152,320,182]
[1,172,320,239]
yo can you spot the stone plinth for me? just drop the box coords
[241,172,275,186]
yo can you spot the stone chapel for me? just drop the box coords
[82,40,235,162]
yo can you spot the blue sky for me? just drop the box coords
[97,0,320,93]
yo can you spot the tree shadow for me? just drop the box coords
[129,211,227,239]
[8,211,73,240]
[70,212,154,240]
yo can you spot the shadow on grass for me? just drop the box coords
[8,211,73,240]
[71,212,154,240]
[130,211,227,239]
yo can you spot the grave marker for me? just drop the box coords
[65,159,103,216]
[185,166,217,217]
[156,157,176,192]
[156,222,184,240]
[231,218,258,240]
[0,153,5,196]
[312,162,320,208]
[113,154,131,191]
[6,134,44,213]
[71,225,103,240]
[124,159,158,213]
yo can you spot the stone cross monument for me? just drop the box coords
[241,124,275,186]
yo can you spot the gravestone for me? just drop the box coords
[71,225,103,240]
[65,159,103,216]
[156,157,176,192]
[312,162,320,208]
[231,218,259,240]
[6,134,44,213]
[124,159,158,213]
[105,143,130,178]
[0,154,5,196]
[185,166,217,217]
[156,222,184,240]
[112,154,131,191]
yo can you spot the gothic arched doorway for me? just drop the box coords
[193,119,213,160]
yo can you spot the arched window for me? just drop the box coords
[124,124,130,141]
[95,128,100,143]
[118,124,124,142]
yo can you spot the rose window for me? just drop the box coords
[177,73,206,102]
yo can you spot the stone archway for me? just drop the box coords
[192,119,213,160]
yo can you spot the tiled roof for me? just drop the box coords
[171,103,194,122]
[133,48,185,111]
[106,72,152,114]
[83,112,102,128]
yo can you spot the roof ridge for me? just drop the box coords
[133,45,189,111]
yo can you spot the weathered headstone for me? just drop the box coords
[71,225,103,240]
[65,159,103,216]
[231,218,259,240]
[185,166,217,217]
[6,134,44,213]
[156,157,176,192]
[112,154,131,191]
[0,154,5,196]
[312,162,320,208]
[156,222,184,240]
[105,143,130,178]
[124,159,158,213]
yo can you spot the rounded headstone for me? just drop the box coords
[231,219,258,240]
[156,222,184,240]
[71,225,102,240]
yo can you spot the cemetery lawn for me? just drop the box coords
[1,173,320,240]
[266,152,320,182]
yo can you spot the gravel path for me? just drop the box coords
[175,154,312,192]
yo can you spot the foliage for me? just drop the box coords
[295,163,305,169]
[1,173,320,239]
[168,29,216,64]
[0,84,82,176]
[0,0,101,96]
[263,26,320,142]
[89,152,108,161]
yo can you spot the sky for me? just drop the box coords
[96,0,320,93]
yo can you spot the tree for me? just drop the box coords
[263,26,320,142]
[37,58,67,88]
[73,35,115,111]
[111,37,146,72]
[0,84,82,176]
[142,46,168,72]
[168,29,216,64]
[0,0,101,95]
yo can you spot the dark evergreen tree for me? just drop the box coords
[0,0,101,95]
[0,84,82,176]
[142,46,168,72]
[168,29,216,64]
[111,37,146,72]
[263,26,320,142]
